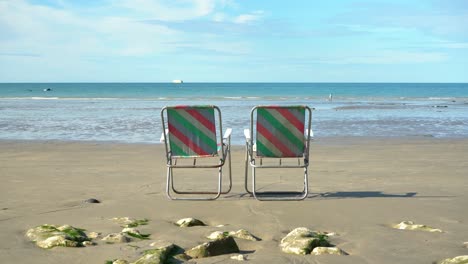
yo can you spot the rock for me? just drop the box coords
[392,221,442,232]
[112,260,129,264]
[131,243,175,264]
[324,232,339,237]
[149,241,174,248]
[102,233,131,243]
[82,241,96,246]
[186,236,240,258]
[230,254,247,261]
[230,229,259,241]
[84,198,100,203]
[280,227,330,255]
[111,217,133,224]
[311,247,348,256]
[87,232,101,239]
[122,227,141,235]
[36,235,80,248]
[175,218,206,227]
[207,229,259,241]
[172,253,191,262]
[26,224,90,249]
[111,217,149,228]
[121,227,150,240]
[464,242,468,248]
[439,255,468,264]
[207,231,227,240]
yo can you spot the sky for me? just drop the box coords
[0,0,467,82]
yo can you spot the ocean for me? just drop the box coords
[1,83,467,145]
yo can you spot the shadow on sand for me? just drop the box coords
[315,191,418,198]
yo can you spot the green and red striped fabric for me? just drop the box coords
[256,106,305,157]
[167,106,218,157]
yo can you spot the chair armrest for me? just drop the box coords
[160,129,168,142]
[304,129,314,141]
[244,129,256,152]
[223,128,232,140]
[244,129,251,141]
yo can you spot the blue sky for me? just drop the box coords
[0,0,467,82]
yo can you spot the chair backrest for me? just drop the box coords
[165,105,219,157]
[254,106,308,158]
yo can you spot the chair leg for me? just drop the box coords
[251,166,309,201]
[170,150,232,195]
[244,144,253,194]
[166,165,222,200]
[165,149,231,200]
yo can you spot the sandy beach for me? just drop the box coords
[0,138,467,264]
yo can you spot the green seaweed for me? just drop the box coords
[40,225,59,231]
[125,219,149,228]
[125,232,150,240]
[60,227,88,242]
[143,248,163,255]
[105,260,114,264]
[316,234,329,245]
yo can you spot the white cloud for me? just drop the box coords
[212,12,226,22]
[1,0,259,81]
[115,0,217,21]
[0,0,259,60]
[234,10,264,24]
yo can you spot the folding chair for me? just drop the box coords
[160,105,232,200]
[244,105,313,201]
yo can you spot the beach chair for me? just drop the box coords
[160,105,232,200]
[244,105,313,201]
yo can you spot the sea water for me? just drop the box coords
[1,83,467,144]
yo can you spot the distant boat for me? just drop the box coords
[172,80,183,84]
[43,88,52,92]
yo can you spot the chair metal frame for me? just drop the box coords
[161,105,232,200]
[244,105,313,201]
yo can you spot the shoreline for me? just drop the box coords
[1,138,467,263]
[2,135,467,147]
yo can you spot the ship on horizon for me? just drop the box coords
[172,80,183,84]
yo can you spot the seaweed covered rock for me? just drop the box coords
[26,224,90,249]
[131,243,176,264]
[311,247,348,255]
[280,227,330,255]
[438,255,468,264]
[392,221,442,232]
[122,228,150,240]
[175,218,206,227]
[111,217,149,228]
[186,236,240,259]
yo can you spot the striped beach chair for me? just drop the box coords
[160,105,232,200]
[244,105,313,201]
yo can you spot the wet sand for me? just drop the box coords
[0,138,467,263]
